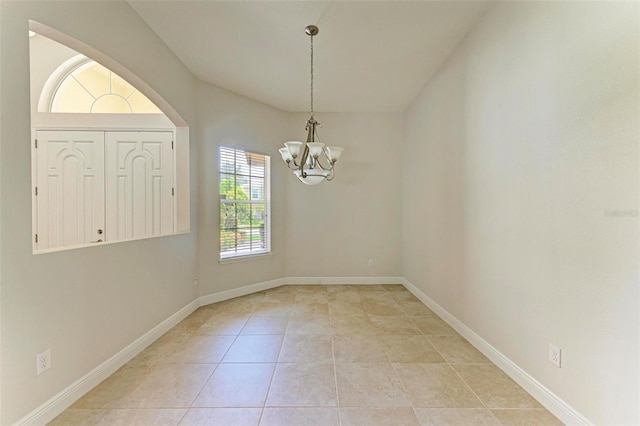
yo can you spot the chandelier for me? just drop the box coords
[279,25,343,185]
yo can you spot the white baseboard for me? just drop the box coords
[16,299,200,426]
[285,276,404,285]
[198,278,286,306]
[401,278,591,426]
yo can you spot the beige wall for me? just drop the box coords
[402,2,639,424]
[196,82,288,294]
[0,2,198,424]
[285,112,403,279]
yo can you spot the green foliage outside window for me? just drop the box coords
[220,177,265,251]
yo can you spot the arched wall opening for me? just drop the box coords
[29,20,190,252]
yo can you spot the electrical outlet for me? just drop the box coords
[37,349,51,375]
[549,344,561,368]
[368,259,374,268]
[193,276,199,286]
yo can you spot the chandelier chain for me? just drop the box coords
[310,33,314,115]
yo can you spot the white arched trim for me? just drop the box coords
[38,54,89,113]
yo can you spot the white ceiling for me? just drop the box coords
[129,1,488,112]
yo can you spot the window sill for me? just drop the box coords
[219,252,272,264]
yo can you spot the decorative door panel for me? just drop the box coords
[36,131,105,250]
[105,131,174,241]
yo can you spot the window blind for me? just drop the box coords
[219,147,271,259]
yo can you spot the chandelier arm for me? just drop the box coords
[298,145,310,175]
[326,168,336,181]
[313,155,334,171]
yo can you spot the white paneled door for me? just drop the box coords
[36,130,105,250]
[105,131,174,242]
[34,130,174,251]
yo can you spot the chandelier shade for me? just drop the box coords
[280,25,343,185]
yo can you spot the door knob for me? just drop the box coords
[90,239,103,243]
[97,229,103,234]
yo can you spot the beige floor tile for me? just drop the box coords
[294,285,329,292]
[360,299,405,316]
[453,365,542,409]
[123,364,215,408]
[286,313,331,335]
[359,291,397,303]
[72,364,153,409]
[399,301,439,316]
[192,363,274,407]
[389,292,421,303]
[328,290,362,303]
[332,334,388,363]
[128,333,188,367]
[490,409,563,425]
[394,363,483,408]
[412,316,458,336]
[331,315,377,335]
[295,291,329,304]
[336,363,410,407]
[415,408,500,425]
[340,407,420,426]
[56,285,551,425]
[382,284,407,292]
[353,284,387,291]
[98,408,186,425]
[167,335,235,364]
[291,301,330,316]
[261,291,297,304]
[368,315,423,334]
[266,363,337,406]
[252,301,294,316]
[241,316,289,334]
[329,300,368,316]
[427,336,489,364]
[212,298,257,315]
[278,334,333,362]
[222,335,283,363]
[328,284,384,292]
[260,408,339,426]
[196,314,250,336]
[180,408,261,425]
[379,335,445,363]
[48,408,108,425]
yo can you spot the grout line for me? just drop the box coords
[330,317,342,426]
[424,334,490,411]
[257,311,290,425]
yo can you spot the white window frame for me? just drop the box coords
[219,147,271,261]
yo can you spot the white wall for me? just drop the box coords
[0,2,198,424]
[402,2,639,424]
[196,82,288,294]
[285,112,403,279]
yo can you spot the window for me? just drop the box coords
[219,147,271,260]
[47,57,161,114]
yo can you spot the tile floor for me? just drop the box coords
[50,285,563,425]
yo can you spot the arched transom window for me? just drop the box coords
[47,57,161,114]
